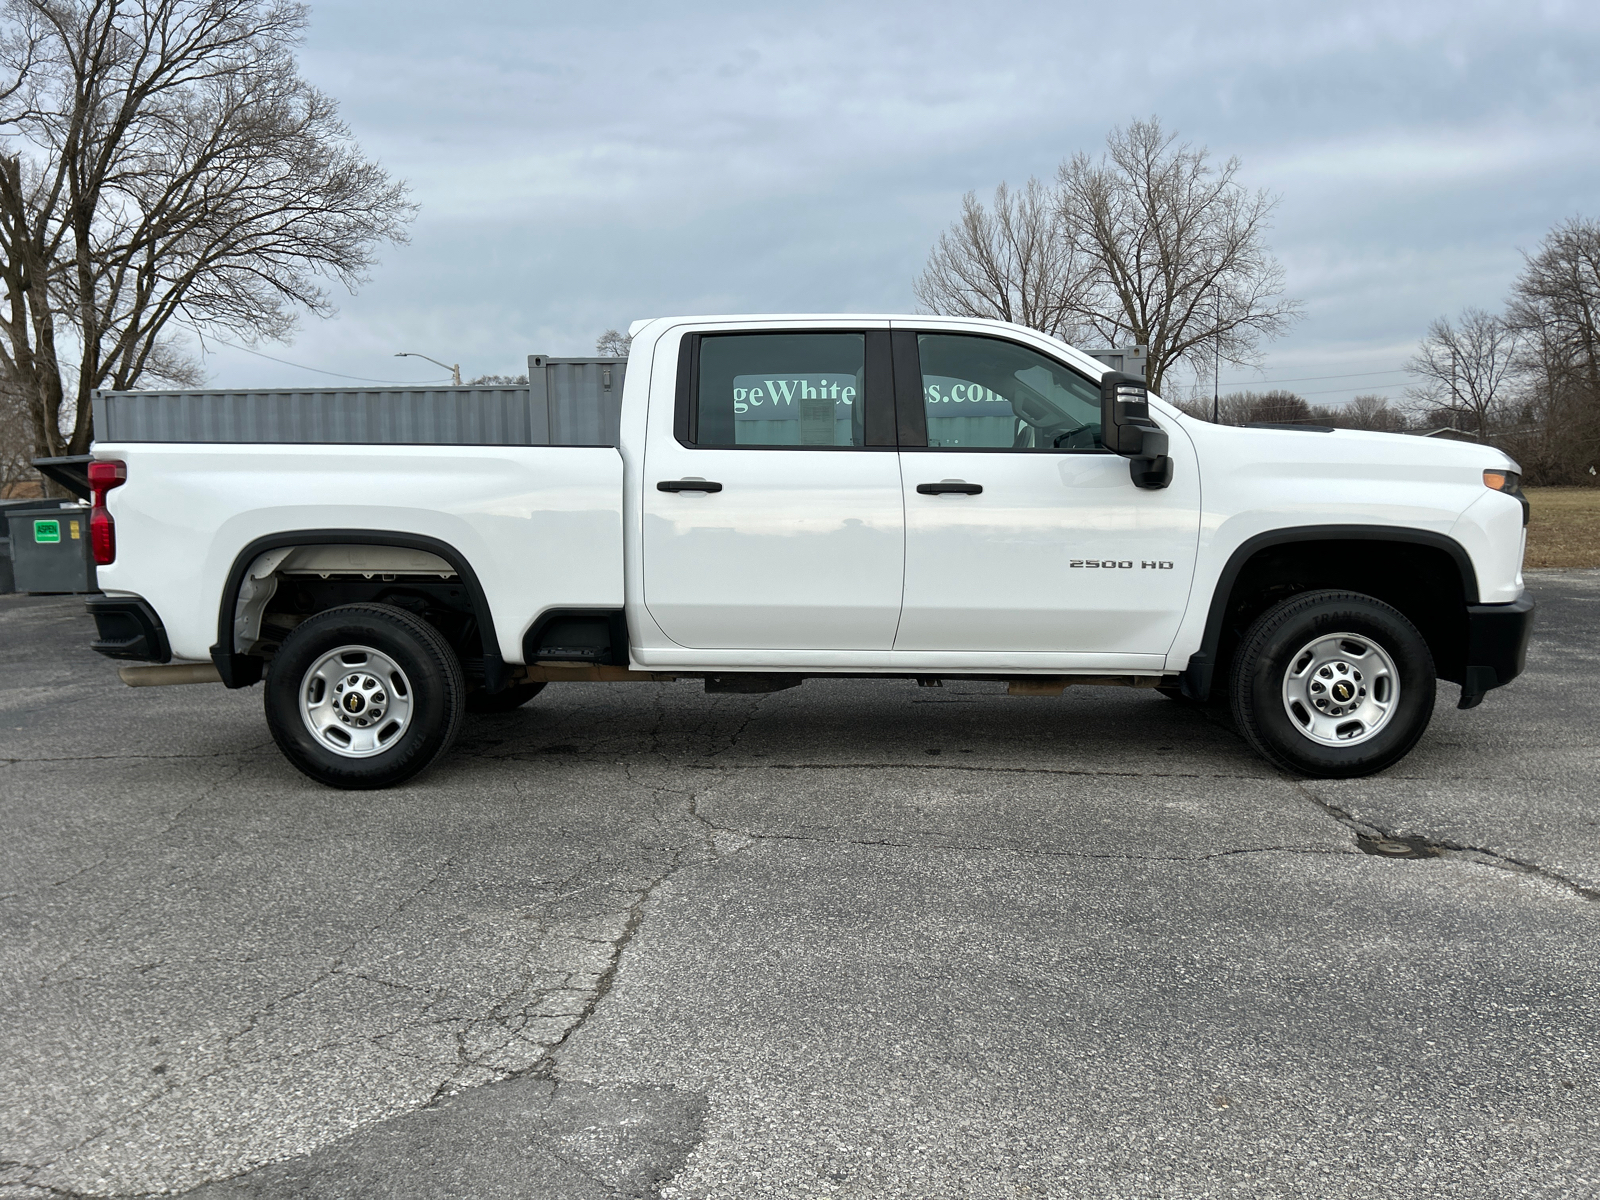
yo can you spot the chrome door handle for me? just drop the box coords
[657,480,723,493]
[916,481,982,495]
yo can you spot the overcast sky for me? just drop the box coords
[194,0,1600,407]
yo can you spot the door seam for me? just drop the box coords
[890,449,909,650]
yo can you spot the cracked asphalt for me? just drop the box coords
[2,571,1597,1199]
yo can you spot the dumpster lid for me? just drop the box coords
[31,455,93,499]
[5,501,84,515]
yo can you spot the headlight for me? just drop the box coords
[1483,469,1529,526]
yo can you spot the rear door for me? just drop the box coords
[640,326,905,650]
[891,327,1200,656]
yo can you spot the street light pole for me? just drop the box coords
[395,352,461,386]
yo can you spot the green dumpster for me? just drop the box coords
[5,502,97,593]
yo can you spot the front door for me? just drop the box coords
[641,327,905,650]
[892,329,1200,656]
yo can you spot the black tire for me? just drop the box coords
[264,603,465,789]
[466,681,547,714]
[1230,590,1436,778]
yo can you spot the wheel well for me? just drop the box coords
[1211,539,1470,690]
[212,532,507,691]
[259,574,479,657]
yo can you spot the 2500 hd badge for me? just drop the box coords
[1069,559,1175,569]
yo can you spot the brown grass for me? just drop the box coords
[1524,487,1600,569]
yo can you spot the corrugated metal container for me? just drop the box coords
[530,356,626,446]
[92,356,629,448]
[1086,347,1147,380]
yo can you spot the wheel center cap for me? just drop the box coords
[1331,680,1354,703]
[343,692,366,714]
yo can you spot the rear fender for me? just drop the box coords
[211,530,506,691]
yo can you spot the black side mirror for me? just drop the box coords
[1100,371,1172,490]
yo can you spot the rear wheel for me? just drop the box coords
[1231,590,1435,778]
[265,603,465,789]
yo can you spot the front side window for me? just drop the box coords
[917,333,1104,450]
[693,332,867,447]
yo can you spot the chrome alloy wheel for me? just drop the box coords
[1280,632,1400,747]
[298,645,414,758]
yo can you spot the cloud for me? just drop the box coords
[192,0,1600,408]
[1259,124,1596,188]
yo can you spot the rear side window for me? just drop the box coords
[692,332,868,447]
[917,333,1104,451]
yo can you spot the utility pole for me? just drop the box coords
[1450,355,1468,438]
[395,352,461,386]
[1212,287,1221,424]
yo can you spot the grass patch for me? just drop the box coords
[1524,487,1600,569]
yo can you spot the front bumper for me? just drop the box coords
[1458,592,1535,709]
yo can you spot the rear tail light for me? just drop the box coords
[88,459,126,565]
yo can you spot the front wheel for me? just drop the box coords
[1230,590,1436,778]
[264,603,466,789]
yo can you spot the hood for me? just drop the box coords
[1164,409,1519,477]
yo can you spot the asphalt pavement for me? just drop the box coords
[2,572,1596,1199]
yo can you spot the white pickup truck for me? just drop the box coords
[78,314,1533,788]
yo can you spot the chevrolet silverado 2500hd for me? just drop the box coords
[80,315,1533,788]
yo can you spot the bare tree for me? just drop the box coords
[1336,393,1410,433]
[1243,390,1313,425]
[1503,216,1600,481]
[1509,216,1600,396]
[595,329,631,357]
[1173,390,1245,424]
[0,0,413,465]
[1056,118,1301,394]
[915,121,1299,393]
[1175,387,1411,431]
[0,371,31,493]
[913,179,1087,340]
[467,373,527,386]
[1173,389,1304,425]
[1404,308,1521,439]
